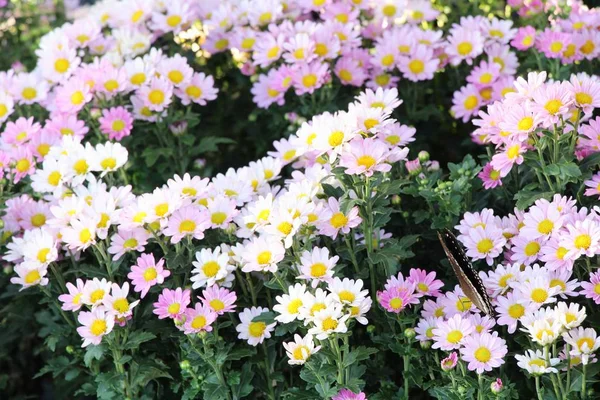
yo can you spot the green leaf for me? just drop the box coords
[343,346,378,367]
[226,346,256,361]
[84,344,105,368]
[192,136,236,156]
[231,363,254,398]
[251,311,276,324]
[123,331,156,350]
[514,191,554,210]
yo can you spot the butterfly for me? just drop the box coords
[437,228,495,317]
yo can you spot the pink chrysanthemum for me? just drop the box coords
[460,332,507,374]
[163,205,210,244]
[432,314,474,351]
[339,137,391,177]
[153,287,191,320]
[510,26,536,50]
[580,272,600,304]
[332,389,366,400]
[407,268,444,298]
[478,163,503,189]
[99,106,134,141]
[378,286,413,313]
[200,285,237,315]
[183,303,217,335]
[127,253,170,298]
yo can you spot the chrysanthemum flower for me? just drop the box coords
[183,303,217,335]
[446,28,484,65]
[292,61,329,96]
[296,247,338,287]
[200,285,237,315]
[563,327,600,361]
[432,314,474,351]
[460,331,507,374]
[317,197,361,240]
[191,247,235,288]
[128,253,170,298]
[77,307,115,347]
[176,72,218,106]
[332,389,366,400]
[515,349,559,375]
[451,84,482,122]
[103,282,140,324]
[283,334,321,366]
[537,29,572,59]
[107,227,149,260]
[10,262,49,291]
[137,76,173,112]
[495,292,532,334]
[98,106,133,141]
[559,219,600,260]
[153,287,191,320]
[236,306,276,346]
[378,286,413,313]
[164,205,210,244]
[308,304,349,340]
[274,283,310,323]
[415,316,442,342]
[460,225,506,265]
[81,278,112,308]
[58,279,85,312]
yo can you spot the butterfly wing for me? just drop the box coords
[437,229,495,317]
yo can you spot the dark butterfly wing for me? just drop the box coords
[437,229,495,317]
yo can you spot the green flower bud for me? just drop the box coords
[180,360,191,370]
[418,151,430,162]
[420,340,431,350]
[66,345,75,354]
[404,328,416,339]
[391,195,401,205]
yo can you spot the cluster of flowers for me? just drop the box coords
[469,72,600,187]
[451,3,600,123]
[4,86,414,355]
[0,0,218,185]
[455,196,600,271]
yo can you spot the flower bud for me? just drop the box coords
[419,340,431,350]
[391,195,401,205]
[89,108,101,119]
[404,328,416,339]
[490,378,503,394]
[169,121,188,136]
[418,151,430,162]
[180,360,191,370]
[441,352,458,371]
[66,345,75,354]
[194,159,206,169]
[0,219,4,229]
[367,325,376,334]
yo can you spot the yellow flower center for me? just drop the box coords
[382,4,396,16]
[123,238,138,249]
[531,288,548,303]
[577,337,595,350]
[479,72,493,84]
[167,303,180,315]
[457,42,473,56]
[31,213,46,227]
[90,289,105,303]
[447,330,463,344]
[330,212,348,229]
[498,274,513,288]
[357,155,376,169]
[293,345,309,360]
[474,347,491,362]
[168,70,184,84]
[101,157,117,170]
[25,269,41,284]
[210,299,225,311]
[74,159,88,175]
[144,267,157,281]
[456,296,472,311]
[322,317,338,331]
[339,290,355,303]
[22,87,37,100]
[113,298,129,313]
[508,303,525,319]
[178,219,196,233]
[524,241,541,256]
[389,297,403,310]
[155,203,169,217]
[257,251,272,265]
[517,116,533,131]
[550,42,563,53]
[302,74,317,88]
[537,219,554,234]
[148,89,165,105]
[199,261,220,278]
[574,234,591,249]
[79,228,92,243]
[408,59,424,74]
[70,90,85,106]
[463,95,478,110]
[476,238,493,254]
[211,212,227,225]
[130,73,146,86]
[576,92,592,105]
[544,99,562,115]
[90,319,107,336]
[167,15,182,27]
[529,359,546,367]
[381,54,394,67]
[248,321,266,337]
[277,221,293,235]
[54,58,70,73]
[581,40,595,55]
[287,299,303,314]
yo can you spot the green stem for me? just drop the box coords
[246,273,258,306]
[330,337,344,385]
[262,342,276,400]
[544,346,562,400]
[566,343,571,392]
[477,373,483,400]
[535,375,544,400]
[582,363,587,400]
[344,235,360,274]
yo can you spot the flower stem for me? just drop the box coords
[535,376,544,400]
[582,363,587,400]
[477,373,483,400]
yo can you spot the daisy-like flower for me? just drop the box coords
[81,278,112,308]
[515,349,559,375]
[107,227,149,260]
[308,305,349,340]
[490,139,526,177]
[581,271,600,304]
[563,327,600,360]
[296,247,338,287]
[537,29,571,59]
[334,57,366,87]
[274,283,309,323]
[584,173,600,198]
[91,142,128,176]
[328,277,369,307]
[378,286,413,313]
[467,61,501,88]
[138,76,173,112]
[441,286,477,316]
[61,216,97,251]
[283,334,321,366]
[446,28,484,65]
[555,302,586,330]
[200,285,237,315]
[0,91,15,124]
[432,314,474,351]
[407,268,444,298]
[339,137,391,177]
[21,228,58,266]
[127,253,170,298]
[292,61,329,96]
[54,78,92,114]
[164,205,210,244]
[451,84,482,122]
[236,306,276,346]
[153,287,191,320]
[317,197,361,240]
[176,72,218,106]
[77,307,115,347]
[206,197,239,229]
[510,236,544,266]
[478,163,503,189]
[59,279,86,312]
[10,262,48,291]
[515,275,560,308]
[560,219,600,260]
[470,314,497,335]
[525,318,562,346]
[521,202,563,240]
[495,292,534,334]
[460,332,507,374]
[241,236,285,273]
[98,106,133,141]
[540,237,573,272]
[415,316,442,342]
[191,247,235,288]
[103,282,140,324]
[460,225,506,265]
[183,303,217,335]
[531,82,573,126]
[510,26,536,50]
[399,44,439,82]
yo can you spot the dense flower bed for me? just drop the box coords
[1,0,600,399]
